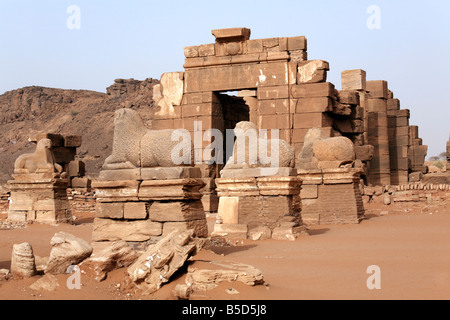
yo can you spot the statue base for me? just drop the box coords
[7,178,72,224]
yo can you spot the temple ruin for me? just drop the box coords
[6,27,432,242]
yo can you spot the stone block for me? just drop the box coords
[248,226,272,241]
[198,44,215,57]
[184,62,290,92]
[96,202,124,219]
[289,50,307,62]
[138,179,204,201]
[71,177,91,189]
[258,99,290,115]
[295,97,333,113]
[287,36,307,51]
[212,224,248,240]
[337,90,360,105]
[68,160,85,178]
[124,202,148,220]
[92,218,162,242]
[366,80,388,99]
[64,136,82,148]
[149,200,205,222]
[140,167,201,180]
[387,99,400,110]
[212,28,251,41]
[367,99,387,113]
[246,39,263,53]
[341,69,366,91]
[184,46,199,58]
[257,86,289,100]
[297,60,329,84]
[52,147,76,164]
[293,113,333,129]
[162,220,208,238]
[300,184,318,199]
[92,180,140,202]
[30,133,63,147]
[220,167,297,179]
[217,197,239,224]
[291,82,335,98]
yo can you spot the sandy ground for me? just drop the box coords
[1,200,450,300]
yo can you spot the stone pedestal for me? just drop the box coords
[212,168,302,240]
[91,174,208,252]
[298,168,364,225]
[7,177,72,224]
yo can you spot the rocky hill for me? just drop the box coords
[0,78,159,185]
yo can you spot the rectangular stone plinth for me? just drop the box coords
[91,177,209,249]
[213,174,302,240]
[7,178,71,224]
[297,168,365,225]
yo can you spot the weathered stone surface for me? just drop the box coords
[185,261,264,291]
[173,284,193,300]
[92,218,162,242]
[80,240,140,282]
[220,167,297,178]
[153,72,184,119]
[149,200,205,222]
[11,242,37,278]
[138,179,204,201]
[45,232,93,275]
[162,220,209,238]
[93,180,140,202]
[217,197,239,224]
[248,226,272,241]
[140,167,201,180]
[297,128,355,170]
[124,202,148,220]
[297,60,329,84]
[127,230,199,295]
[341,69,366,91]
[271,227,297,241]
[29,274,59,291]
[212,28,251,41]
[313,136,355,167]
[211,224,248,240]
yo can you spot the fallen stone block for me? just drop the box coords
[185,261,264,291]
[29,274,59,292]
[80,240,140,282]
[11,242,37,279]
[127,230,199,295]
[45,232,93,275]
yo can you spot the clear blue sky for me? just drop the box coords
[0,0,449,157]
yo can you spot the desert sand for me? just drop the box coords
[1,198,449,301]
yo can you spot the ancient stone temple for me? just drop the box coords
[7,137,73,224]
[144,27,427,229]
